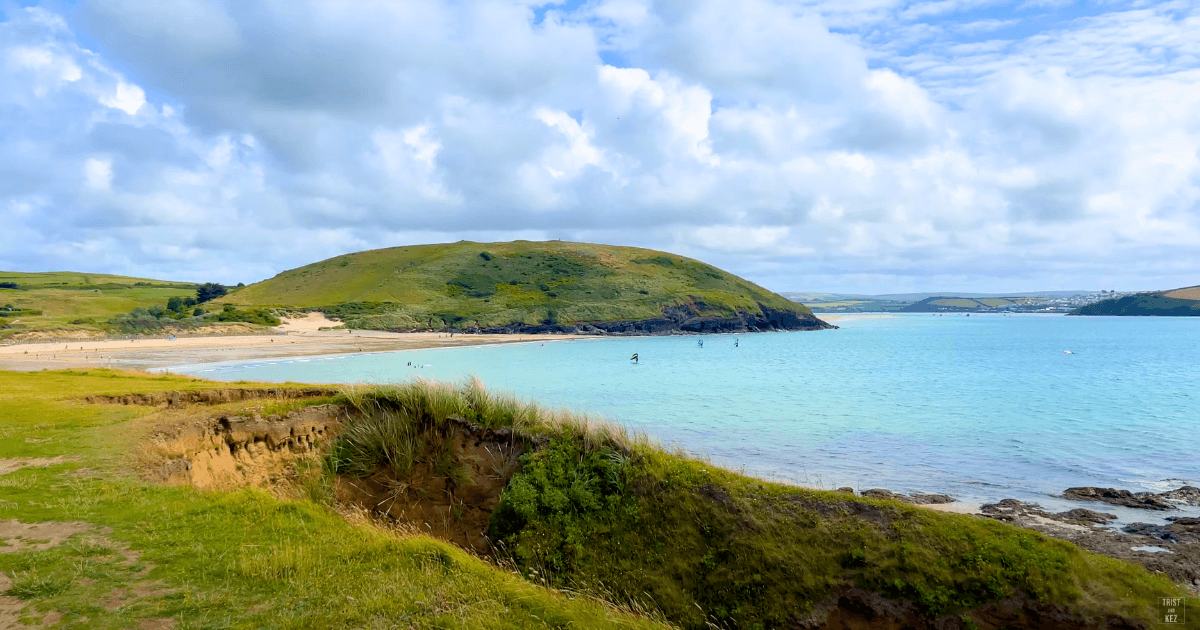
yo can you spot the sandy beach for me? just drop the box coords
[0,313,586,372]
[0,312,866,373]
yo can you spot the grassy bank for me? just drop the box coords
[327,382,1193,629]
[0,370,666,629]
[1,370,1193,628]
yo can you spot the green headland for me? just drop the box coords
[2,241,830,339]
[222,240,829,333]
[1070,285,1200,316]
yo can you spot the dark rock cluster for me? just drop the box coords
[449,304,835,335]
[858,488,954,505]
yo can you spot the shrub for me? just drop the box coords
[196,282,227,303]
[213,307,281,326]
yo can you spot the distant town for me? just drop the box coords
[787,290,1136,314]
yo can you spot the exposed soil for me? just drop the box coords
[0,521,100,629]
[86,387,338,408]
[0,519,91,553]
[0,457,70,477]
[334,417,529,553]
[138,400,526,553]
[142,405,342,489]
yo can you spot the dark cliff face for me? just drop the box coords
[412,303,836,335]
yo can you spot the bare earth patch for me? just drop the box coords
[0,573,23,630]
[0,458,69,477]
[0,520,91,554]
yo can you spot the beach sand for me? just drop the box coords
[0,311,859,373]
[0,313,586,372]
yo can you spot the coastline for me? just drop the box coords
[0,310,853,373]
[0,329,591,372]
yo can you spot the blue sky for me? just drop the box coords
[2,0,1198,293]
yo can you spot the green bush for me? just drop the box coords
[489,439,630,577]
[213,307,281,326]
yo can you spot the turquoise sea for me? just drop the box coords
[174,314,1199,523]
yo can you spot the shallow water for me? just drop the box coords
[175,314,1199,520]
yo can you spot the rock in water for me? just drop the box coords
[908,493,954,505]
[1062,486,1175,510]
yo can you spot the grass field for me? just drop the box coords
[223,241,813,329]
[0,272,198,338]
[0,369,667,629]
[1164,286,1200,301]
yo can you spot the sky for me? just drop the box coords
[1,1,1198,294]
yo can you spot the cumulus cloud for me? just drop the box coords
[0,0,1197,293]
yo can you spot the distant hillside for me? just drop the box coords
[0,271,197,337]
[1070,286,1200,316]
[783,290,1094,302]
[899,296,1039,312]
[226,241,831,333]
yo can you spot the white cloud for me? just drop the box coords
[0,1,1197,293]
[100,80,144,115]
[83,157,113,190]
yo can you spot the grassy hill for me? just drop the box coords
[0,272,198,338]
[1070,286,1200,316]
[899,296,1043,313]
[224,241,825,332]
[0,369,1188,628]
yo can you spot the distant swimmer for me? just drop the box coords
[697,339,703,348]
[631,353,639,363]
[734,338,739,347]
[1063,350,1075,354]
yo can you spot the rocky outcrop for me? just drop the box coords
[1123,518,1200,544]
[859,488,954,505]
[423,303,835,336]
[1061,486,1196,510]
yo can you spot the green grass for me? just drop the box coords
[0,369,665,629]
[323,380,1194,630]
[489,443,1190,628]
[223,241,814,329]
[0,272,198,338]
[1,369,1193,629]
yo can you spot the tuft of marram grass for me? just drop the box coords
[338,377,640,447]
[329,377,646,481]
